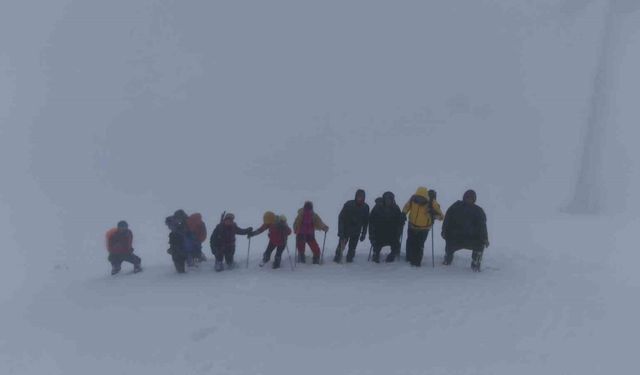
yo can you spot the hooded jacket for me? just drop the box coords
[338,191,370,238]
[106,228,133,254]
[402,187,444,231]
[441,200,488,244]
[368,192,406,244]
[293,208,328,235]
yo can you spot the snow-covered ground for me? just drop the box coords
[1,1,640,374]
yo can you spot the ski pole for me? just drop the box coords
[431,226,435,268]
[285,242,294,271]
[246,237,251,269]
[320,231,327,264]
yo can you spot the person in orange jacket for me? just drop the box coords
[105,220,142,275]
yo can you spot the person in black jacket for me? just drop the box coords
[368,191,406,263]
[333,189,370,263]
[210,213,252,271]
[441,189,489,271]
[166,216,188,273]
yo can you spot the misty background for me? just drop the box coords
[1,0,639,300]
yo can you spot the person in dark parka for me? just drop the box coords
[166,216,188,273]
[334,189,370,263]
[441,189,489,271]
[368,191,406,263]
[210,213,253,271]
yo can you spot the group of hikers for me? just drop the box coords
[105,187,489,275]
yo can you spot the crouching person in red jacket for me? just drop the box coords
[106,220,142,275]
[248,212,292,269]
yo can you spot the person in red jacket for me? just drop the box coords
[105,220,142,275]
[248,212,292,269]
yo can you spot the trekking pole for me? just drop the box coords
[431,226,435,268]
[285,241,294,271]
[367,245,373,262]
[319,231,326,264]
[246,237,252,269]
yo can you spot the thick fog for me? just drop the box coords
[1,0,639,299]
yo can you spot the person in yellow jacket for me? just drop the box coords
[402,187,444,266]
[293,201,329,264]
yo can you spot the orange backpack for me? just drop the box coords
[187,213,207,243]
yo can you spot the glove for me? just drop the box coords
[323,226,329,232]
[247,232,254,239]
[359,233,366,242]
[484,240,490,248]
[428,189,437,200]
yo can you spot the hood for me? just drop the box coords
[415,187,429,199]
[382,191,395,206]
[263,211,276,225]
[355,189,366,200]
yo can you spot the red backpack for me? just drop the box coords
[187,213,207,243]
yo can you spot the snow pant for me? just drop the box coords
[108,253,141,267]
[336,234,359,260]
[171,253,187,273]
[215,245,236,265]
[372,239,401,262]
[296,234,321,257]
[406,228,429,266]
[263,242,285,262]
[444,240,484,264]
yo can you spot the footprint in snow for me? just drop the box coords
[191,327,217,342]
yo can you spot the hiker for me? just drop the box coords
[334,189,369,263]
[105,220,142,275]
[402,187,444,267]
[293,201,329,264]
[210,213,253,271]
[248,212,292,269]
[368,192,406,263]
[187,213,208,262]
[166,215,189,273]
[441,189,489,271]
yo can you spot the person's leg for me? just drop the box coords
[346,235,359,262]
[172,253,186,273]
[308,236,321,264]
[334,237,346,263]
[296,235,306,262]
[108,254,124,274]
[471,245,484,271]
[405,228,416,263]
[263,242,277,263]
[412,229,429,266]
[443,241,461,265]
[122,253,142,272]
[385,240,401,262]
[372,244,382,263]
[224,246,236,266]
[273,245,285,269]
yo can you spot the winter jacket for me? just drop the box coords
[293,209,328,235]
[441,200,488,245]
[402,187,444,231]
[338,199,370,238]
[368,192,406,244]
[168,231,186,254]
[210,222,252,250]
[106,228,133,255]
[252,222,292,247]
[187,213,207,243]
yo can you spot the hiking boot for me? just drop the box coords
[333,250,342,264]
[298,253,306,263]
[372,252,380,263]
[133,264,142,273]
[111,265,121,275]
[385,254,396,263]
[346,250,355,263]
[272,257,281,269]
[312,255,320,265]
[214,261,224,272]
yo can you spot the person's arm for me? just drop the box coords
[441,206,451,239]
[479,208,489,247]
[209,226,220,253]
[249,223,268,238]
[293,213,301,234]
[338,204,347,238]
[126,230,134,252]
[235,224,253,236]
[432,201,444,221]
[402,200,411,215]
[314,214,329,232]
[360,205,370,241]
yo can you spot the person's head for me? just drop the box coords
[277,215,287,224]
[117,220,128,232]
[382,191,395,206]
[428,189,437,201]
[463,189,477,204]
[303,201,313,211]
[263,211,276,225]
[355,189,366,205]
[223,213,235,225]
[173,209,187,220]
